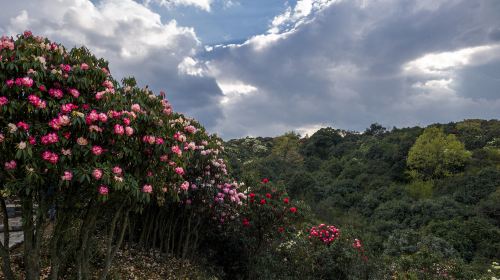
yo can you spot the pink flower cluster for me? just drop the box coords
[61,171,73,181]
[61,103,78,113]
[42,151,59,164]
[184,125,197,134]
[142,135,163,145]
[49,88,63,99]
[49,115,70,130]
[28,95,47,109]
[142,184,153,193]
[4,160,17,170]
[215,183,245,205]
[0,36,14,51]
[41,132,59,145]
[14,77,33,88]
[16,122,29,131]
[0,96,8,106]
[309,224,340,245]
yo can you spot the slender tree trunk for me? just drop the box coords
[99,207,129,280]
[21,193,39,280]
[77,201,99,280]
[0,197,15,280]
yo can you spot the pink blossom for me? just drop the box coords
[102,80,113,89]
[95,91,105,100]
[131,104,141,112]
[142,135,156,145]
[19,77,33,88]
[112,166,122,175]
[28,136,36,145]
[0,134,5,143]
[49,88,64,99]
[155,137,164,145]
[98,113,108,122]
[99,185,109,195]
[42,151,59,164]
[61,148,72,156]
[61,171,73,181]
[160,154,169,162]
[142,184,153,193]
[6,79,14,87]
[175,167,185,176]
[92,169,103,180]
[123,118,130,125]
[61,103,77,114]
[80,63,89,70]
[171,145,182,156]
[125,126,134,136]
[184,125,197,134]
[68,88,80,98]
[113,124,124,135]
[60,64,71,72]
[0,96,8,106]
[91,146,103,156]
[4,160,16,170]
[16,121,29,131]
[41,132,59,145]
[180,181,189,191]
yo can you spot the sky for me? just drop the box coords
[0,0,499,139]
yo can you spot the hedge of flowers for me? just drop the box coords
[0,31,244,280]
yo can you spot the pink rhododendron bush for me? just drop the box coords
[0,31,245,279]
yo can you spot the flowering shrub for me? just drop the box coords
[0,31,245,279]
[308,224,340,245]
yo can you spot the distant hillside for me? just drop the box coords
[224,119,500,277]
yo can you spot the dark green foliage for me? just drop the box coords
[225,120,500,278]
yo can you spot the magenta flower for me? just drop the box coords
[61,171,73,181]
[0,96,8,106]
[41,151,59,164]
[171,145,182,156]
[98,185,109,195]
[4,160,17,170]
[180,181,189,191]
[16,121,29,131]
[112,166,122,175]
[175,167,185,176]
[91,146,103,156]
[92,169,103,180]
[80,63,89,70]
[48,88,63,99]
[125,126,134,136]
[142,184,153,193]
[114,124,124,135]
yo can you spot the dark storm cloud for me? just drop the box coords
[207,0,500,138]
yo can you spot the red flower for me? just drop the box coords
[278,227,285,233]
[260,199,266,205]
[249,193,255,199]
[289,207,297,213]
[262,178,269,184]
[242,218,250,227]
[283,197,289,204]
[265,193,272,199]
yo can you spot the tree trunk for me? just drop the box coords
[0,197,15,280]
[99,207,129,280]
[77,201,99,280]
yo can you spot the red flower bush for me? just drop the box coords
[308,224,340,245]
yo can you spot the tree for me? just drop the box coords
[407,127,471,180]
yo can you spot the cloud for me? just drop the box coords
[1,0,224,128]
[144,0,213,12]
[206,0,500,138]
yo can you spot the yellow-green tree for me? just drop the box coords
[407,127,471,180]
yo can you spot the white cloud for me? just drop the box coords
[145,0,213,11]
[178,57,206,76]
[403,44,500,75]
[216,80,258,104]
